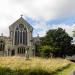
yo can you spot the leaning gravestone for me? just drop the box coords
[25,49,29,60]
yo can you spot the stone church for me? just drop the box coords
[0,16,33,56]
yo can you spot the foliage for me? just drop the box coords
[39,45,52,57]
[40,28,73,57]
[66,44,75,56]
[46,28,72,48]
[39,45,60,57]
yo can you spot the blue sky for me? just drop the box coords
[25,16,75,37]
[25,16,75,26]
[47,17,75,25]
[0,0,75,37]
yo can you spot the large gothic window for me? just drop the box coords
[15,24,27,45]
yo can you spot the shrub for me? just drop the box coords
[39,45,53,57]
[39,45,61,57]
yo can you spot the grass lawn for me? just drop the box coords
[54,63,75,75]
[0,56,73,75]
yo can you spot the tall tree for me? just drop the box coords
[41,28,73,56]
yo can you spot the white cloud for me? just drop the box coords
[8,0,75,19]
[33,21,75,37]
[0,0,74,36]
[50,24,75,37]
[1,0,75,20]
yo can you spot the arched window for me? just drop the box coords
[20,31,22,44]
[15,24,27,45]
[15,31,17,45]
[15,26,19,45]
[23,30,27,45]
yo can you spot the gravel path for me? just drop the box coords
[70,71,75,75]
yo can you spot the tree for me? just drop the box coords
[41,28,73,57]
[39,45,60,57]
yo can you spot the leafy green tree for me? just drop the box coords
[41,28,73,57]
[39,45,50,57]
[39,45,60,57]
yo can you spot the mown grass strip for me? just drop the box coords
[52,63,75,75]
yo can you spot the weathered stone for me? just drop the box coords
[0,16,33,56]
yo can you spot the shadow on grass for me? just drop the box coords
[51,64,71,75]
[0,68,51,75]
[0,64,71,75]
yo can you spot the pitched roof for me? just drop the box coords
[9,17,33,31]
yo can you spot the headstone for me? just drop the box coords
[25,48,29,60]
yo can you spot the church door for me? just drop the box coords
[11,50,15,56]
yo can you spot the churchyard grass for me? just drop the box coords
[53,63,75,75]
[0,56,72,75]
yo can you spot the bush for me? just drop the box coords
[39,45,61,57]
[39,45,53,57]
